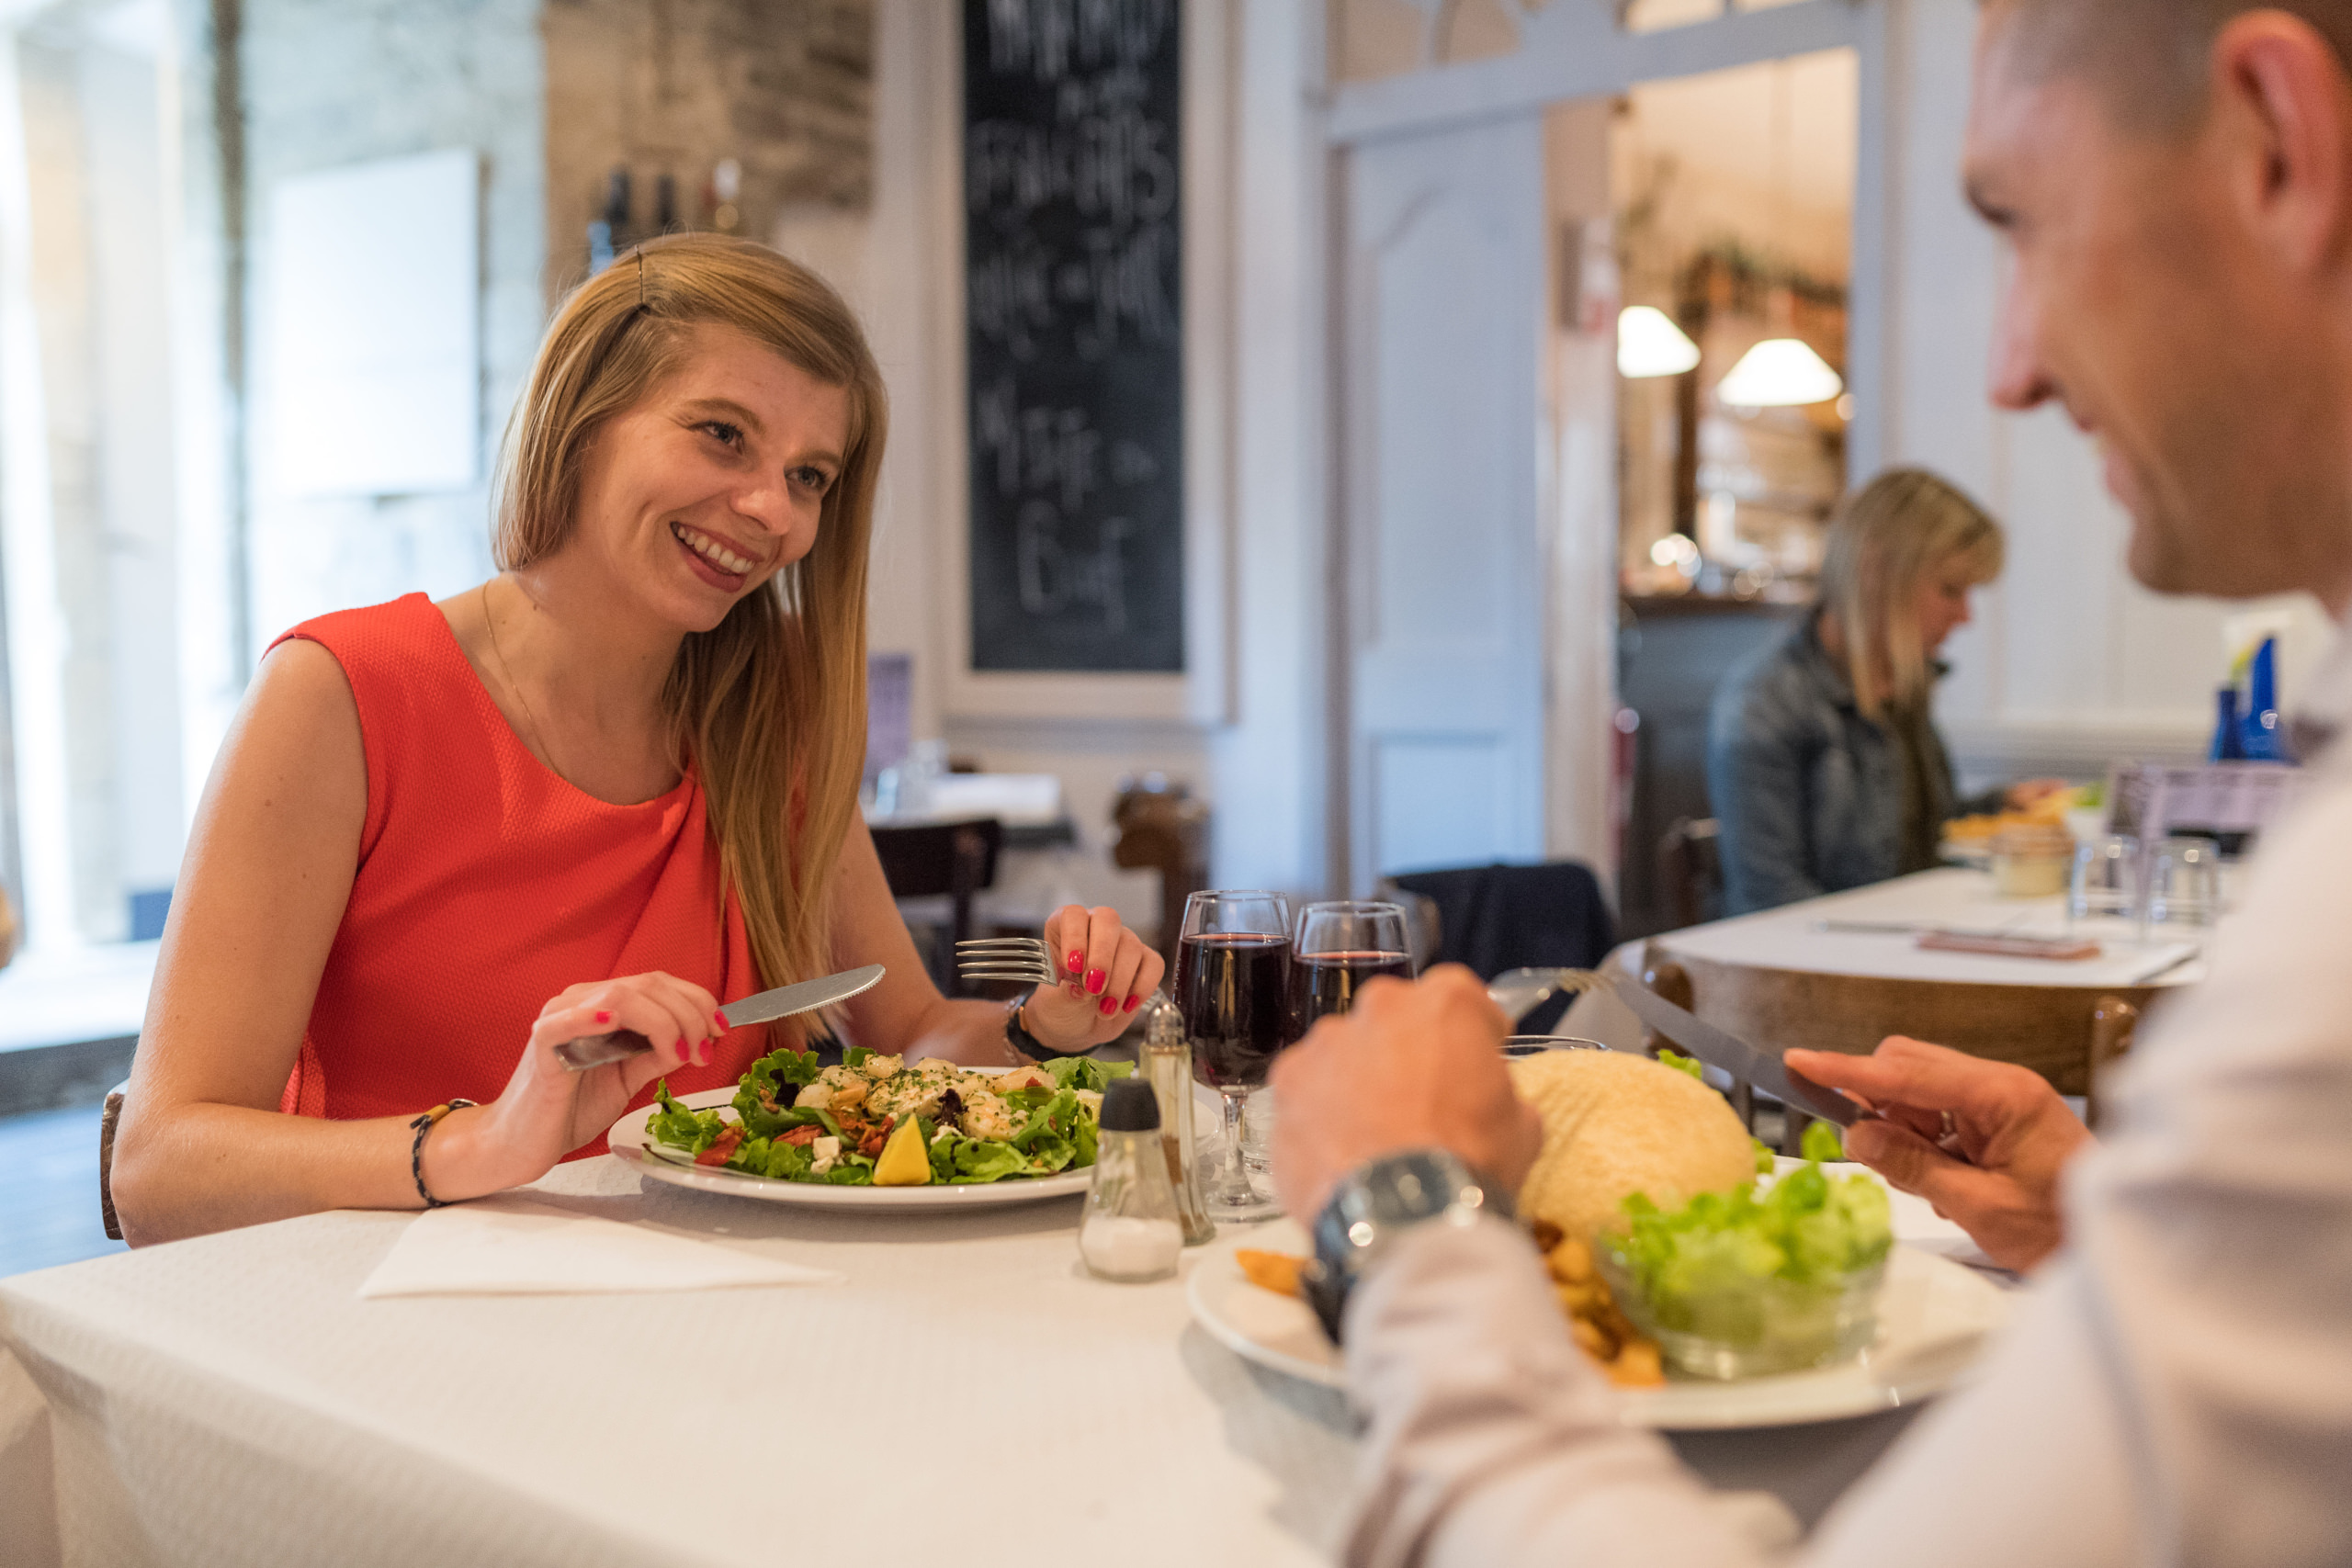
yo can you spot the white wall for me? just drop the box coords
[238,0,543,657]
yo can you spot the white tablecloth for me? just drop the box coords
[1659,868,2215,989]
[0,1157,1944,1566]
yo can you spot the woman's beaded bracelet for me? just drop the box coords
[408,1099,478,1209]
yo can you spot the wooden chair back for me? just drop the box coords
[1655,817,1724,931]
[1636,940,2147,1146]
[1110,776,1209,973]
[100,1078,128,1240]
[870,818,1003,994]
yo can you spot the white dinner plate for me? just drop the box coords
[1185,1219,2012,1429]
[607,1088,1093,1212]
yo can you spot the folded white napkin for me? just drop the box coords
[358,1195,843,1299]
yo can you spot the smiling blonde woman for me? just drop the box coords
[1705,468,2062,917]
[110,234,1160,1245]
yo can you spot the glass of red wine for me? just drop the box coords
[1288,901,1415,1038]
[1175,889,1293,1219]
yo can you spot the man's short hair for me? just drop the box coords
[1989,0,2352,131]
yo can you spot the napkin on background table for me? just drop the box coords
[357,1195,843,1299]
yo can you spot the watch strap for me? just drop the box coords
[1303,1147,1509,1344]
[1002,988,1093,1060]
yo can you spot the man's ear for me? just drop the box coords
[2217,12,2352,274]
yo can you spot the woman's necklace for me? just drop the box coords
[481,580,562,780]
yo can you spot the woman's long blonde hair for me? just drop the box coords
[1815,468,2003,720]
[495,234,884,1036]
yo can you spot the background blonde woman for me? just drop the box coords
[111,234,1159,1244]
[1706,467,2062,915]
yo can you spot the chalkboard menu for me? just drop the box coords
[963,0,1183,672]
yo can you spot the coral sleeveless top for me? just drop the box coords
[271,593,772,1156]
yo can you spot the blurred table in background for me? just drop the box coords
[1566,868,2215,1116]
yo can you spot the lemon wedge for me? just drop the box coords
[874,1116,931,1186]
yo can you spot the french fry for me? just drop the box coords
[1236,1248,1306,1298]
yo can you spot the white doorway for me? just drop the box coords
[1337,112,1550,893]
[1325,2,1871,899]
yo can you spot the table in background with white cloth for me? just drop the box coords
[1563,867,2217,1061]
[0,1153,1971,1566]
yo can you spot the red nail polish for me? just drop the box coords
[1086,968,1107,994]
[1069,982,1084,998]
[1123,995,1142,1013]
[1098,996,1117,1016]
[1067,950,1084,974]
[714,1010,729,1031]
[594,1010,614,1023]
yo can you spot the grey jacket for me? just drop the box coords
[1704,614,1964,916]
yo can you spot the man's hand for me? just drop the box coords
[1787,1037,2091,1271]
[1269,965,1543,1221]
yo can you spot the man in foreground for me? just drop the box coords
[1272,4,2352,1562]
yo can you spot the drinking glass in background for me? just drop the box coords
[1175,889,1292,1219]
[1287,900,1414,1036]
[2142,835,2222,947]
[2070,834,2142,927]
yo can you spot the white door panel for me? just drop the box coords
[1342,115,1548,890]
[1372,736,1511,877]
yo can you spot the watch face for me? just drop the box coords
[1308,1149,1487,1348]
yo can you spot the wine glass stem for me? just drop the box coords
[1215,1086,1254,1204]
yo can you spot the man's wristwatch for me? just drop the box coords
[1301,1147,1510,1345]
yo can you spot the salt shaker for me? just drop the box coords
[1079,1078,1184,1282]
[1139,994,1216,1245]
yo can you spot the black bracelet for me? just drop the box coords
[409,1099,478,1209]
[1003,988,1093,1060]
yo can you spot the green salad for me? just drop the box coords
[1601,1153,1894,1376]
[1614,1158,1893,1304]
[646,1045,1132,1187]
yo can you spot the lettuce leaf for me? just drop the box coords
[945,1138,1029,1183]
[820,1153,876,1186]
[649,1081,726,1156]
[762,1138,814,1181]
[1800,1120,1846,1163]
[1040,1056,1134,1094]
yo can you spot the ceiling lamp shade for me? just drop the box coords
[1616,306,1702,378]
[1716,337,1844,409]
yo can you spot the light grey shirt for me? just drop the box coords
[1340,636,2352,1567]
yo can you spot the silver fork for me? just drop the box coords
[1486,966,1607,1024]
[955,936,1058,987]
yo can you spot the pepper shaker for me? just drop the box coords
[1139,994,1216,1245]
[1079,1079,1184,1282]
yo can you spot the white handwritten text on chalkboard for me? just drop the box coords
[965,0,1182,672]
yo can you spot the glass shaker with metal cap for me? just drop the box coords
[1139,993,1216,1245]
[1078,1078,1184,1282]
